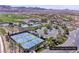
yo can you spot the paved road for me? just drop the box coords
[65,28,79,49]
[59,30,77,46]
[42,28,79,53]
[0,36,5,53]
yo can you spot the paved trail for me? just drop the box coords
[0,36,5,53]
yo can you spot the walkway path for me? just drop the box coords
[0,36,5,53]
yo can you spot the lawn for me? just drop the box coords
[0,14,28,23]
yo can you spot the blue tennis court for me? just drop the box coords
[10,32,44,49]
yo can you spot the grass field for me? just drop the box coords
[0,14,28,23]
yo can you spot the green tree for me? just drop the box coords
[46,37,56,47]
[41,18,48,23]
[0,28,6,35]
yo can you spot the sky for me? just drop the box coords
[11,5,79,10]
[0,0,79,10]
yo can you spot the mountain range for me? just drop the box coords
[0,5,79,15]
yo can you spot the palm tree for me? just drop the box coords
[46,37,56,47]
